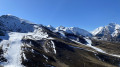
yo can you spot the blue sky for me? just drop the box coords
[0,0,120,31]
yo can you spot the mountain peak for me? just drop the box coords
[56,26,92,37]
[1,14,18,18]
[47,25,55,31]
[92,23,120,38]
[0,15,34,33]
[108,23,117,26]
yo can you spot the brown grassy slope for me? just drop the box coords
[91,39,120,55]
[21,38,117,67]
[21,26,118,67]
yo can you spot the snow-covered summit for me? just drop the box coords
[91,23,120,37]
[56,26,92,37]
[0,15,34,33]
[47,25,55,31]
[91,27,104,36]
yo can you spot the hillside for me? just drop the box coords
[0,15,120,67]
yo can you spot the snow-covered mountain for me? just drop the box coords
[0,15,34,33]
[47,25,92,37]
[92,23,120,37]
[55,26,92,37]
[0,15,120,67]
[47,25,56,31]
[91,23,120,41]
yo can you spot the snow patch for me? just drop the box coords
[47,37,54,40]
[22,53,27,60]
[0,32,26,67]
[51,41,56,54]
[43,40,56,54]
[85,38,120,58]
[43,55,48,62]
[71,37,120,58]
[25,27,48,40]
[58,31,66,37]
[85,38,106,53]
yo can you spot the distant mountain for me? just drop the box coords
[91,23,120,41]
[47,25,56,31]
[56,26,92,37]
[47,25,92,37]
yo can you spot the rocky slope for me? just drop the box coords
[0,15,120,67]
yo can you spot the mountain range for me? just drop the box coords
[0,15,120,67]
